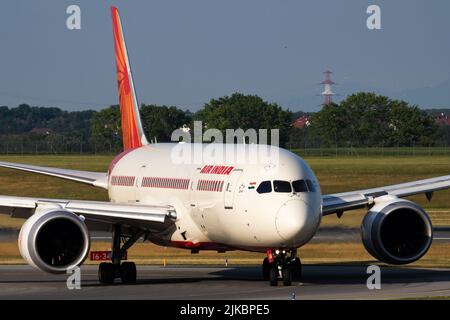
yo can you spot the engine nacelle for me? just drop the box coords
[361,196,433,265]
[18,207,90,274]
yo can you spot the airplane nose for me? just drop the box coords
[275,199,309,243]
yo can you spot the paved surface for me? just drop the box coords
[2,227,450,243]
[0,265,450,300]
[310,226,450,243]
[1,227,450,299]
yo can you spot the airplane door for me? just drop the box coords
[189,168,202,207]
[224,169,243,209]
[135,164,147,202]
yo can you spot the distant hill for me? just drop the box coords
[291,107,450,118]
[292,110,312,119]
[0,104,94,136]
[423,108,450,117]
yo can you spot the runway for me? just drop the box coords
[0,264,450,300]
[3,227,450,242]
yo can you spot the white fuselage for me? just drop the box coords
[107,143,322,252]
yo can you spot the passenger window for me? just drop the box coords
[256,181,272,194]
[292,180,308,192]
[273,180,292,193]
[306,180,316,192]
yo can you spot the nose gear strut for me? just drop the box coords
[262,248,302,286]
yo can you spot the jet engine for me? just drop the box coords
[18,207,90,273]
[361,197,433,265]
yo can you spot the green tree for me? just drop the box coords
[90,104,190,150]
[388,102,436,146]
[196,93,293,146]
[312,102,350,147]
[437,125,450,146]
[140,105,191,142]
[313,92,437,147]
[90,105,122,151]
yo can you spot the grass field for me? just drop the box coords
[1,240,450,269]
[0,152,449,266]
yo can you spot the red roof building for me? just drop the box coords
[435,114,450,126]
[30,127,52,135]
[292,116,311,129]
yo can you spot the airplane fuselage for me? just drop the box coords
[107,143,322,253]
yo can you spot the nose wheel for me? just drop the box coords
[262,249,301,286]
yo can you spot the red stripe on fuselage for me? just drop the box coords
[170,241,233,251]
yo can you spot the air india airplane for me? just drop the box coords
[0,7,449,286]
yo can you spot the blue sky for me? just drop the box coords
[1,0,450,112]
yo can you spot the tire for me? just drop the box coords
[292,257,302,279]
[282,267,292,286]
[120,262,137,284]
[269,267,278,286]
[262,258,270,281]
[98,262,115,284]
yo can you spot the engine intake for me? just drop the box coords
[19,207,90,274]
[361,197,432,265]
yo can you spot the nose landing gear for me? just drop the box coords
[262,249,302,286]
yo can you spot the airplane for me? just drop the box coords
[0,6,449,287]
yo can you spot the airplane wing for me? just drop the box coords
[0,195,176,232]
[0,162,178,233]
[0,161,108,189]
[322,175,450,216]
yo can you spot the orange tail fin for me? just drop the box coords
[110,6,148,150]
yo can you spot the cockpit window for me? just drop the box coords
[292,180,308,192]
[306,179,316,192]
[273,180,292,193]
[257,181,272,194]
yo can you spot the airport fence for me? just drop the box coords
[0,141,449,157]
[290,146,450,157]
